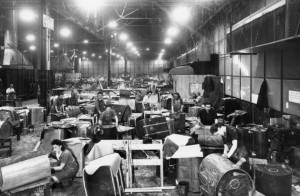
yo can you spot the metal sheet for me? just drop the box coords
[1,155,50,191]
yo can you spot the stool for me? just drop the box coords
[0,137,12,158]
[83,153,124,196]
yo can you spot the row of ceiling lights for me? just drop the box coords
[18,2,192,61]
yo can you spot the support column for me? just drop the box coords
[38,0,51,107]
[74,57,80,73]
[124,55,127,74]
[107,39,112,86]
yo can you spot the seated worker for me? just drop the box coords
[49,139,78,187]
[94,91,106,119]
[172,92,184,113]
[6,84,16,100]
[199,102,217,126]
[99,106,118,126]
[171,92,185,133]
[135,90,143,113]
[194,92,205,106]
[50,94,65,113]
[142,91,152,110]
[210,123,248,168]
[70,88,79,106]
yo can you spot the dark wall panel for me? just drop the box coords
[283,49,300,79]
[266,50,281,78]
[283,80,300,116]
[267,79,281,111]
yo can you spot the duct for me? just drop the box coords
[169,66,194,75]
[2,10,32,67]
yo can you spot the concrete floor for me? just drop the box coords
[1,98,300,195]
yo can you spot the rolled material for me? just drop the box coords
[1,155,51,191]
[199,154,253,196]
[255,164,292,196]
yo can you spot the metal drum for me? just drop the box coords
[199,154,253,196]
[95,124,117,142]
[0,155,50,191]
[251,127,268,158]
[254,164,292,196]
[188,106,202,117]
[0,121,13,139]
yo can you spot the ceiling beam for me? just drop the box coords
[50,2,106,41]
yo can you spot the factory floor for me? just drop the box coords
[1,98,299,195]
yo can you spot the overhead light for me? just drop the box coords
[126,42,133,48]
[167,26,179,37]
[98,55,102,59]
[108,21,117,28]
[29,45,36,51]
[119,33,128,41]
[60,27,71,37]
[19,9,37,22]
[53,43,59,48]
[50,50,54,53]
[164,38,172,44]
[83,39,89,44]
[76,0,104,12]
[146,48,150,51]
[64,53,67,56]
[171,6,190,24]
[25,34,35,42]
[161,49,165,52]
[82,51,87,55]
[105,49,108,53]
[116,54,120,58]
[92,53,95,57]
[75,55,78,58]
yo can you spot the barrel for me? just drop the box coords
[254,164,292,196]
[95,124,117,142]
[251,127,268,158]
[199,154,253,196]
[0,121,13,139]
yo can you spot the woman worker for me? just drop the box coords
[172,92,184,113]
[50,94,65,113]
[142,91,152,111]
[49,139,78,187]
[210,123,248,168]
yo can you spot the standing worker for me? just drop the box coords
[6,84,16,100]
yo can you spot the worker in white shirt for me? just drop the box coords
[142,91,152,110]
[6,84,16,100]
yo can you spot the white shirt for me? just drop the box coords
[143,95,150,104]
[6,87,15,94]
